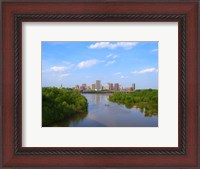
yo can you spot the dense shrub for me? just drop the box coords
[109,89,158,116]
[42,87,88,126]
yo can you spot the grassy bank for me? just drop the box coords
[108,89,158,116]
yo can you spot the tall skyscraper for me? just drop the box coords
[92,84,96,90]
[82,83,87,90]
[96,80,101,91]
[119,84,123,91]
[132,83,135,90]
[108,83,113,91]
[104,83,110,90]
[114,83,119,91]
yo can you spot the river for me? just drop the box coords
[52,93,158,127]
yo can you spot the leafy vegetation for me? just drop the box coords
[42,87,88,126]
[108,89,158,116]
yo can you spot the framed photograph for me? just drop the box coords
[2,1,199,168]
[42,41,159,128]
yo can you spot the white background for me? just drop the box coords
[22,22,178,147]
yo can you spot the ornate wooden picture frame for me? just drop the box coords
[2,1,199,168]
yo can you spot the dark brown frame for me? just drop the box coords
[2,1,199,168]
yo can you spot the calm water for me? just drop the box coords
[52,94,158,127]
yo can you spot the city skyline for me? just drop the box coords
[60,79,135,91]
[42,41,158,89]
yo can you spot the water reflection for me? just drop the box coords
[51,94,158,127]
[52,110,88,127]
[129,103,158,117]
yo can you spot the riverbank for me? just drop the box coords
[108,89,158,116]
[50,93,158,127]
[42,87,88,126]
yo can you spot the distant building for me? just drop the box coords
[104,83,110,90]
[108,83,113,91]
[92,83,96,90]
[114,83,119,91]
[127,87,133,92]
[132,83,135,90]
[82,83,87,90]
[96,80,101,91]
[119,84,123,91]
[75,85,79,90]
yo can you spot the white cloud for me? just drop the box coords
[60,73,70,77]
[131,68,158,74]
[112,55,119,59]
[120,75,128,79]
[106,54,119,59]
[151,49,158,52]
[77,59,100,69]
[105,60,116,66]
[114,72,122,75]
[49,63,74,73]
[114,72,128,78]
[62,61,75,69]
[106,54,113,58]
[50,66,66,72]
[58,73,71,81]
[89,42,138,50]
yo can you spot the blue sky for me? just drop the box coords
[42,42,158,89]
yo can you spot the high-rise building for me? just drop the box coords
[119,84,123,91]
[82,83,87,90]
[132,83,135,90]
[104,83,109,90]
[92,84,96,90]
[96,80,101,91]
[108,83,113,91]
[114,83,119,91]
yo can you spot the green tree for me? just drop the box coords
[108,89,158,116]
[42,87,88,126]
